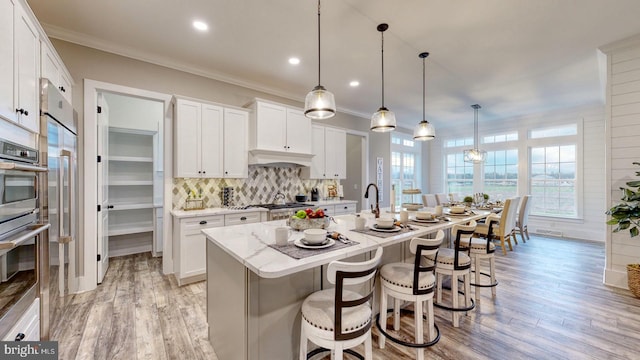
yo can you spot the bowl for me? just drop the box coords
[288,216,330,230]
[295,194,307,202]
[303,229,327,244]
[416,211,434,220]
[402,203,423,211]
[450,205,466,214]
[376,217,396,229]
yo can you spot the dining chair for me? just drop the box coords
[460,220,498,303]
[422,194,438,208]
[378,231,444,360]
[435,193,449,205]
[428,223,475,327]
[473,197,520,255]
[299,247,383,360]
[514,195,532,243]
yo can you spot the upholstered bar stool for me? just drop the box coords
[460,220,498,303]
[299,247,383,360]
[377,231,444,360]
[429,223,475,327]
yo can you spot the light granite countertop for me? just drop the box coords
[171,207,268,219]
[203,210,490,279]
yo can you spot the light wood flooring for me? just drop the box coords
[53,235,640,360]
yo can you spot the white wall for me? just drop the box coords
[601,35,640,289]
[430,103,606,242]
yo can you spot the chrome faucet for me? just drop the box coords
[364,183,380,218]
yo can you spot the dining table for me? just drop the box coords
[202,208,491,360]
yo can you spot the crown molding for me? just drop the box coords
[599,33,640,54]
[41,23,370,120]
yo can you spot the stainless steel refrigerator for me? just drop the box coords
[38,79,79,340]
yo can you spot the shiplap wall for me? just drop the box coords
[427,103,606,241]
[602,35,640,289]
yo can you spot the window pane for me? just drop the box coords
[531,148,545,163]
[529,145,576,217]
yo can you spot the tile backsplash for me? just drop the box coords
[172,166,340,209]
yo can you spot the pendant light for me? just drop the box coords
[304,0,336,120]
[413,52,435,141]
[463,104,487,163]
[370,23,396,132]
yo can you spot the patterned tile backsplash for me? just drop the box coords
[172,166,340,209]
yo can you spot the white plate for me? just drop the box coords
[413,218,439,223]
[294,238,335,249]
[446,211,472,217]
[369,224,402,233]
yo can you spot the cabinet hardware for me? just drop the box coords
[15,333,25,341]
[199,220,207,225]
[198,171,202,174]
[97,106,102,113]
[107,205,114,209]
[15,108,28,116]
[97,254,101,261]
[202,171,206,174]
[59,86,66,92]
[240,216,247,221]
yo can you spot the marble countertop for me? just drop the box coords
[203,210,490,279]
[302,199,357,206]
[171,207,268,219]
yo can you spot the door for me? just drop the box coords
[0,0,14,122]
[309,125,325,178]
[285,108,311,153]
[174,99,201,178]
[96,94,109,283]
[255,102,286,151]
[14,4,39,133]
[223,108,248,178]
[201,103,223,178]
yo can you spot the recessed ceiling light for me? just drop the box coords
[288,57,300,65]
[349,80,360,87]
[193,21,208,32]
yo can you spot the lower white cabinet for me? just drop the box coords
[3,298,39,341]
[173,211,262,285]
[334,202,357,215]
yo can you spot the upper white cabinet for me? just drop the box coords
[0,0,15,124]
[248,100,312,154]
[174,97,248,178]
[41,43,72,103]
[303,125,347,179]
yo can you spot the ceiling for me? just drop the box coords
[26,0,640,130]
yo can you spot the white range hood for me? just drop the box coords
[248,149,314,167]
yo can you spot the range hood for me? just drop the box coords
[248,149,314,167]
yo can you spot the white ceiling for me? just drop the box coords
[27,0,640,130]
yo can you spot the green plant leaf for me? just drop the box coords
[606,219,620,225]
[619,221,631,230]
[631,226,639,237]
[626,180,640,187]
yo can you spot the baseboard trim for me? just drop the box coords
[604,268,628,289]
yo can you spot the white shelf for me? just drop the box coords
[108,203,155,211]
[108,222,154,237]
[109,156,153,163]
[109,180,153,186]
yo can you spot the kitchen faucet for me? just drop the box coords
[364,183,380,218]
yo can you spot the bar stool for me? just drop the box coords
[377,231,444,360]
[429,223,475,327]
[462,219,498,303]
[299,247,383,360]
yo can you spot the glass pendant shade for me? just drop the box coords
[464,104,485,163]
[304,85,335,119]
[304,0,336,120]
[413,120,435,140]
[370,107,396,132]
[464,148,487,163]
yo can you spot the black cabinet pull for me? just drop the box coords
[15,333,25,341]
[198,171,202,174]
[15,108,28,116]
[202,171,206,174]
[343,206,348,209]
[225,171,228,174]
[199,221,207,225]
[107,205,114,209]
[59,86,66,92]
[240,216,247,221]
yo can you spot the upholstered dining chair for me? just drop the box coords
[514,195,532,243]
[474,197,520,255]
[422,194,438,208]
[378,231,444,360]
[299,247,383,360]
[435,193,449,205]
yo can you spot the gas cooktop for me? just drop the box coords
[251,203,309,210]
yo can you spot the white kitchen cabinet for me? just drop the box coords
[174,97,248,178]
[0,0,15,124]
[2,298,39,341]
[41,42,72,103]
[302,125,347,179]
[223,108,248,178]
[333,202,357,215]
[173,211,262,286]
[248,100,312,154]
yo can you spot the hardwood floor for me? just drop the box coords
[53,235,640,359]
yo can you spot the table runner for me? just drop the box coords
[269,239,359,260]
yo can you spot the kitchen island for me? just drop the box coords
[204,211,489,360]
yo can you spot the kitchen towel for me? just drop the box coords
[269,239,359,260]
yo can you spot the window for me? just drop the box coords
[530,124,577,139]
[445,153,473,197]
[483,149,518,200]
[391,134,421,208]
[483,132,518,144]
[530,145,576,217]
[445,137,473,148]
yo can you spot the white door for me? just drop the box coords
[223,108,248,178]
[96,93,109,283]
[0,0,15,123]
[14,4,39,133]
[285,108,312,153]
[255,102,286,151]
[200,103,223,178]
[174,99,201,178]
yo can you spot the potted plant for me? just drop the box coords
[463,196,473,207]
[606,161,640,298]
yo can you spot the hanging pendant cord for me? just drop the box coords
[474,107,479,148]
[422,57,426,121]
[317,0,321,86]
[381,30,385,108]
